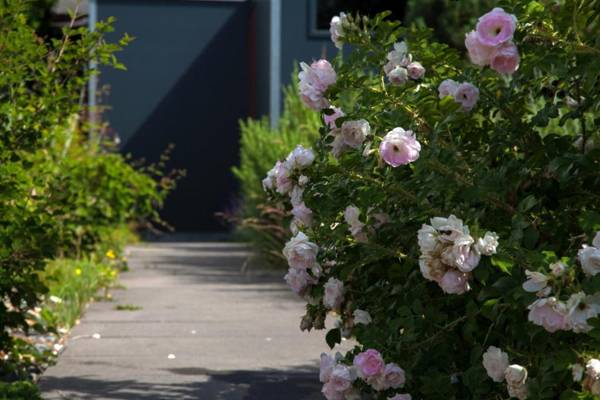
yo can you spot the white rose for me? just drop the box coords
[567,292,600,333]
[286,145,315,170]
[298,175,309,186]
[282,231,319,270]
[587,359,600,380]
[387,65,409,85]
[522,270,548,293]
[353,309,372,326]
[482,346,509,383]
[323,278,344,310]
[417,224,438,254]
[340,119,370,149]
[505,364,527,386]
[319,353,336,382]
[476,231,499,256]
[550,261,567,277]
[329,13,347,49]
[386,41,409,66]
[289,185,304,207]
[579,245,600,276]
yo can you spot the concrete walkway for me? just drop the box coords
[40,242,331,400]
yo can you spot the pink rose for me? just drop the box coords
[465,31,494,66]
[476,7,517,47]
[291,202,313,227]
[282,231,318,270]
[320,353,336,383]
[329,364,355,392]
[438,79,458,98]
[379,127,421,167]
[528,297,571,332]
[341,119,370,149]
[439,270,470,294]
[323,278,344,310]
[354,349,385,378]
[324,107,345,129]
[329,13,347,49]
[299,60,337,110]
[490,41,520,74]
[321,382,344,400]
[273,161,292,194]
[383,363,406,389]
[407,61,425,79]
[284,267,312,295]
[387,65,408,85]
[454,82,479,111]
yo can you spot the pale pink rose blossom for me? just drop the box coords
[387,65,409,85]
[407,61,425,79]
[273,161,292,194]
[328,364,355,392]
[289,186,304,207]
[341,119,370,149]
[482,346,509,382]
[299,60,337,110]
[579,244,600,276]
[285,145,315,170]
[490,41,520,74]
[329,13,347,49]
[321,382,344,400]
[291,202,313,228]
[566,292,600,333]
[284,268,312,295]
[320,353,336,382]
[476,8,517,47]
[353,349,385,378]
[476,232,499,256]
[386,42,410,66]
[527,297,571,332]
[442,234,480,272]
[383,363,406,389]
[283,231,318,270]
[550,261,567,277]
[454,82,480,111]
[438,79,458,98]
[323,278,344,310]
[379,127,421,167]
[464,30,494,66]
[522,270,548,293]
[324,107,345,129]
[439,270,470,294]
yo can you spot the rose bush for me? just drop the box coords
[263,1,600,399]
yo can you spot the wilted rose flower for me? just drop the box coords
[505,364,528,400]
[490,41,520,74]
[379,127,421,167]
[454,82,480,111]
[284,267,312,295]
[476,7,517,47]
[439,270,470,294]
[299,60,337,110]
[283,231,318,270]
[353,309,372,326]
[291,202,313,228]
[329,13,347,49]
[354,349,385,378]
[476,232,499,256]
[482,346,509,382]
[320,353,336,382]
[285,145,315,170]
[341,119,370,149]
[579,244,600,276]
[522,270,549,293]
[438,79,459,98]
[527,297,571,332]
[387,65,409,85]
[417,224,438,254]
[465,30,493,66]
[324,107,345,129]
[566,292,600,333]
[585,359,600,395]
[407,61,425,79]
[442,233,480,272]
[323,278,344,310]
[419,256,446,283]
[329,364,355,392]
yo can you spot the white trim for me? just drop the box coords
[269,0,281,128]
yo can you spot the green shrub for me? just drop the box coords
[231,79,321,267]
[0,381,41,400]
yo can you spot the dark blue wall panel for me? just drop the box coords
[98,0,250,231]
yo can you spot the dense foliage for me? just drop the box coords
[231,79,320,266]
[0,0,173,375]
[265,1,600,399]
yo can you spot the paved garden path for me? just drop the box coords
[40,242,332,400]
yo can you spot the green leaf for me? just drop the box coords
[325,328,342,349]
